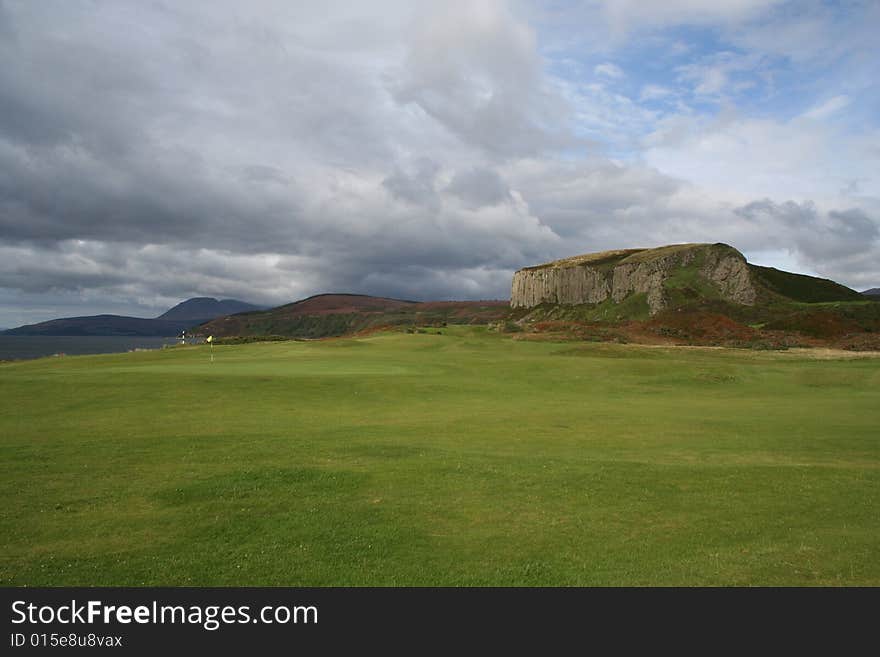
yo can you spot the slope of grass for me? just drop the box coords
[584,293,652,321]
[751,265,864,303]
[1,328,878,585]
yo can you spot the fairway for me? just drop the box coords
[2,327,878,586]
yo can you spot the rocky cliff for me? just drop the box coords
[511,243,757,315]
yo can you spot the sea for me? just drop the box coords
[0,336,191,361]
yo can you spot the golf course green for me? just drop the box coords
[2,326,878,585]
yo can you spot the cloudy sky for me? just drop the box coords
[1,0,878,326]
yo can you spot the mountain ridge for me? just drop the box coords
[196,293,508,339]
[157,297,264,321]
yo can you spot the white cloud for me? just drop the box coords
[594,62,624,79]
[597,0,787,36]
[674,51,761,101]
[644,110,880,203]
[802,95,850,120]
[639,84,674,101]
[390,0,572,158]
[727,1,879,65]
[552,78,658,152]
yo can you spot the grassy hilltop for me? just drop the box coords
[510,244,880,350]
[2,327,878,585]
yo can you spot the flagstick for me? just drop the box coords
[210,341,214,363]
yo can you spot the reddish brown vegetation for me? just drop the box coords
[273,294,416,317]
[515,309,880,351]
[646,311,756,342]
[764,310,861,338]
[262,295,508,319]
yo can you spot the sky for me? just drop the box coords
[1,0,878,326]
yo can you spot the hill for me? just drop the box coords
[511,243,862,315]
[750,265,864,303]
[863,288,880,298]
[157,297,264,321]
[197,293,509,339]
[4,297,263,336]
[509,243,879,350]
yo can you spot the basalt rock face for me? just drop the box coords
[511,243,757,315]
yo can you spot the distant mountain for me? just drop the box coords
[3,297,265,336]
[3,315,192,337]
[157,297,264,321]
[862,288,880,298]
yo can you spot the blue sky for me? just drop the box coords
[536,1,878,169]
[0,0,878,326]
[528,0,880,276]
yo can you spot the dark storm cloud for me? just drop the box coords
[382,159,441,207]
[734,199,879,258]
[0,1,575,328]
[446,168,511,208]
[0,141,317,252]
[0,1,403,247]
[0,248,128,294]
[733,198,880,285]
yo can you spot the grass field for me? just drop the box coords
[2,327,878,585]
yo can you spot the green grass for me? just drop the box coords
[660,252,725,308]
[751,265,864,303]
[584,293,651,321]
[2,327,878,585]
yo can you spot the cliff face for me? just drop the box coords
[511,243,757,315]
